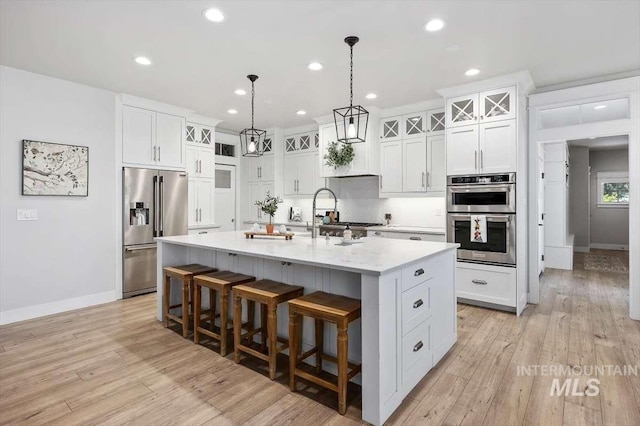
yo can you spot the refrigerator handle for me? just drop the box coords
[159,175,164,236]
[152,175,158,237]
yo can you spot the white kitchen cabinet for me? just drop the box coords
[446,93,479,128]
[380,141,403,193]
[369,230,446,242]
[284,132,316,155]
[122,105,185,168]
[186,122,214,146]
[427,135,446,192]
[188,178,215,227]
[403,137,427,193]
[245,154,274,182]
[479,87,516,123]
[446,125,478,175]
[186,145,214,179]
[284,153,319,196]
[479,120,517,173]
[402,112,427,138]
[426,110,446,135]
[380,116,402,142]
[247,181,275,221]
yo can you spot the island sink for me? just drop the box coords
[156,231,458,425]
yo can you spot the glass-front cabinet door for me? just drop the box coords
[446,94,479,128]
[426,110,445,134]
[298,134,311,151]
[186,123,197,144]
[285,136,297,153]
[200,127,212,145]
[479,87,516,123]
[262,137,273,154]
[402,112,426,138]
[380,116,402,142]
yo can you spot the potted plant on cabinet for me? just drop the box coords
[255,192,283,234]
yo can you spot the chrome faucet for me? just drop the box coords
[311,187,338,238]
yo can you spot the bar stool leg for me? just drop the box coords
[289,311,300,391]
[209,288,216,331]
[261,303,268,351]
[267,303,278,380]
[337,321,348,415]
[315,319,324,373]
[163,274,170,328]
[247,301,255,344]
[220,288,229,356]
[194,283,202,344]
[233,293,242,363]
[181,279,190,338]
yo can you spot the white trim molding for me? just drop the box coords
[0,291,118,325]
[590,243,629,251]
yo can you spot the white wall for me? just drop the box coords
[589,148,629,247]
[568,146,590,249]
[0,66,117,324]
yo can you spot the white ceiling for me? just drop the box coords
[1,0,639,131]
[569,135,629,151]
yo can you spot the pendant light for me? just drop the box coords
[239,74,266,157]
[333,36,369,144]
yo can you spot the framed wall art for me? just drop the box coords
[22,139,89,196]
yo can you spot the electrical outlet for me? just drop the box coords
[17,209,38,221]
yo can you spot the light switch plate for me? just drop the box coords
[17,209,38,221]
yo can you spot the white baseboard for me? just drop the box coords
[574,246,590,253]
[590,243,629,251]
[0,291,117,325]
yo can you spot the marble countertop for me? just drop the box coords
[367,225,446,235]
[188,224,221,230]
[243,220,312,228]
[157,231,458,275]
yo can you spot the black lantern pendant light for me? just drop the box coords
[333,36,369,144]
[239,74,266,157]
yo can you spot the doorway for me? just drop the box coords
[215,164,236,232]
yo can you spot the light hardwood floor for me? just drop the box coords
[1,250,638,425]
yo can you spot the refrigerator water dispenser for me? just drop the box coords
[129,202,149,226]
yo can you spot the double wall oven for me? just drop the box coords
[447,173,516,266]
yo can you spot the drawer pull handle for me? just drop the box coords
[472,279,488,285]
[409,236,422,241]
[413,341,424,352]
[414,268,425,277]
[413,299,424,309]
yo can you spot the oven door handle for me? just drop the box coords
[449,214,512,222]
[448,184,513,193]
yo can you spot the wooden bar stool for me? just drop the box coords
[193,271,256,356]
[288,291,361,415]
[232,280,304,379]
[163,264,217,338]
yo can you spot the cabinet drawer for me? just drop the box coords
[402,318,432,388]
[456,263,516,307]
[402,281,432,335]
[402,259,436,291]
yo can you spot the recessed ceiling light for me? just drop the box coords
[134,56,151,66]
[365,93,377,100]
[594,105,607,110]
[308,62,323,71]
[296,110,307,115]
[227,109,237,114]
[465,68,480,76]
[203,8,225,23]
[589,137,597,139]
[234,89,246,95]
[425,19,445,32]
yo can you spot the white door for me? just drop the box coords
[380,141,403,193]
[260,155,275,181]
[122,106,155,165]
[296,154,316,195]
[156,112,185,168]
[196,178,215,226]
[402,112,427,139]
[186,145,198,177]
[403,137,427,192]
[426,110,446,135]
[479,120,516,173]
[380,116,402,142]
[247,182,260,221]
[446,93,479,128]
[188,178,197,227]
[283,157,298,196]
[427,135,446,192]
[198,147,215,179]
[538,154,545,275]
[215,165,236,232]
[446,126,478,175]
[479,87,516,123]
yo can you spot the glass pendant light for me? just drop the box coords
[333,36,369,144]
[239,74,266,157]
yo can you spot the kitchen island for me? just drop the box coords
[156,231,458,425]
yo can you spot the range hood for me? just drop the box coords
[315,107,380,179]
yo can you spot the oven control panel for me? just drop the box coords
[449,173,515,185]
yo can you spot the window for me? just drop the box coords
[597,171,629,207]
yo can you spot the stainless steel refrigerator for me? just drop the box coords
[123,167,188,298]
